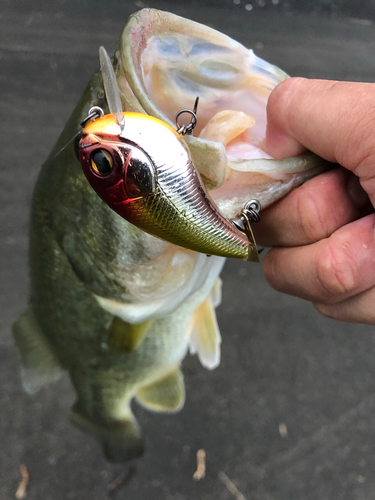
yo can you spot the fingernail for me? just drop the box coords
[347,175,369,209]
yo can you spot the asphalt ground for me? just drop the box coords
[2,1,375,499]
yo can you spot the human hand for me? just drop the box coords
[253,78,375,324]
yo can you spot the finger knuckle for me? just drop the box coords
[263,249,282,290]
[313,302,334,318]
[296,187,334,243]
[338,129,375,176]
[334,85,375,170]
[314,240,358,301]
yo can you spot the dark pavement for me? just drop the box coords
[2,1,375,499]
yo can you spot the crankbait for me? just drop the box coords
[78,47,261,261]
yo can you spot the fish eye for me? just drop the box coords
[90,149,113,175]
[125,149,156,198]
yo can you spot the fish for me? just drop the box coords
[12,8,329,462]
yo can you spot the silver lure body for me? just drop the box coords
[79,113,258,260]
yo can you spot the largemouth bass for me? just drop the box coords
[13,9,329,462]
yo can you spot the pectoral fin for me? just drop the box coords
[107,316,151,353]
[12,306,63,394]
[136,367,185,413]
[189,296,221,370]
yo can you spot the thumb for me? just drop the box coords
[265,78,375,205]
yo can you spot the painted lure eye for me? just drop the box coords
[91,149,113,175]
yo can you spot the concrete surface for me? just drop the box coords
[1,1,375,499]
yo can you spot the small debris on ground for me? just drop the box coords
[15,465,29,500]
[347,18,372,26]
[279,422,288,438]
[135,0,147,8]
[193,449,206,481]
[357,475,366,483]
[218,471,246,500]
[107,466,136,495]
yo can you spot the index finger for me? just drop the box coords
[265,78,375,204]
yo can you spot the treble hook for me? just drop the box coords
[53,106,105,160]
[232,199,261,230]
[231,199,262,260]
[175,97,199,136]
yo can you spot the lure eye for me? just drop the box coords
[91,149,113,175]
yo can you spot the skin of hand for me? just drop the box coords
[253,78,375,324]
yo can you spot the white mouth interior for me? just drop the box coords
[141,33,287,161]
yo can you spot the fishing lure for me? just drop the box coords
[78,47,261,261]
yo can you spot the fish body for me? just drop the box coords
[14,72,225,461]
[13,9,329,462]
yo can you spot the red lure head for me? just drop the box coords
[78,113,157,211]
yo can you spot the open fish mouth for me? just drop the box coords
[117,9,330,219]
[75,8,332,311]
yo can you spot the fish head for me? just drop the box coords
[80,9,331,262]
